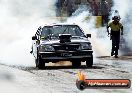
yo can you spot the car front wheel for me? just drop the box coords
[36,55,45,69]
[86,55,93,67]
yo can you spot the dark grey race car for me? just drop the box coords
[31,24,93,69]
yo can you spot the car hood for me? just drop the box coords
[40,38,90,45]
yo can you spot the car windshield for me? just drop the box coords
[41,25,85,39]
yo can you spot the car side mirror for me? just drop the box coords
[32,36,37,40]
[86,34,91,38]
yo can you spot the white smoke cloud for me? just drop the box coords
[65,7,111,57]
[0,0,57,66]
[1,0,132,67]
[66,0,132,56]
[112,0,129,20]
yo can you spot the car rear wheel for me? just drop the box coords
[72,60,81,67]
[36,55,45,69]
[86,55,93,67]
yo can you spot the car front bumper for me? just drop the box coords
[39,50,93,62]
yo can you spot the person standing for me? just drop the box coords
[64,0,75,16]
[91,0,98,16]
[100,0,109,26]
[107,16,123,58]
[55,0,65,17]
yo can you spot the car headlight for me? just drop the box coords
[79,43,92,50]
[39,45,55,52]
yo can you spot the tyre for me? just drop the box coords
[86,55,93,67]
[36,55,45,69]
[72,60,81,67]
[35,59,38,67]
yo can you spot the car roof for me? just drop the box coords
[43,23,78,27]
